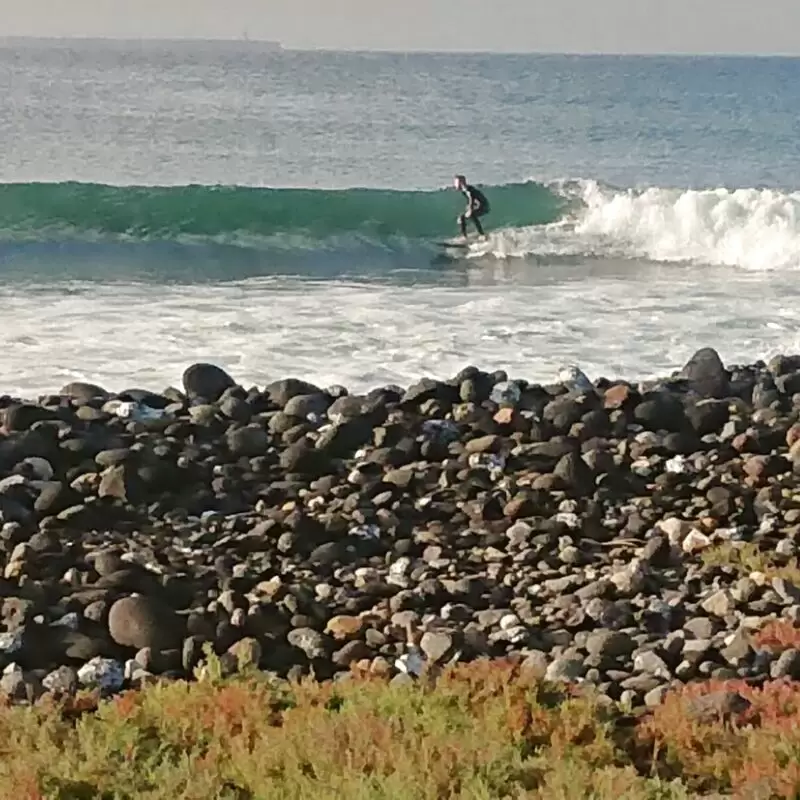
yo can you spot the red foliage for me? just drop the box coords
[752,620,800,653]
[638,678,800,797]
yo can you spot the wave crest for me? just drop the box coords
[477,179,800,271]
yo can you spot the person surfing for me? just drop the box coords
[453,174,489,241]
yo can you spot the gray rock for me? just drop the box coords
[772,578,800,604]
[287,628,331,660]
[683,617,718,640]
[644,686,670,707]
[332,640,372,667]
[545,655,585,682]
[770,648,800,679]
[720,630,753,666]
[701,590,736,619]
[420,631,455,663]
[108,595,185,651]
[226,425,269,457]
[182,363,236,401]
[519,650,549,678]
[218,395,252,423]
[59,382,109,403]
[284,393,332,419]
[633,650,671,679]
[77,657,125,694]
[680,347,730,399]
[685,690,750,722]
[98,465,134,502]
[585,630,636,660]
[42,665,79,695]
[0,664,28,700]
[553,451,595,495]
[266,379,323,408]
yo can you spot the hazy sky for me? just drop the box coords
[4,0,800,55]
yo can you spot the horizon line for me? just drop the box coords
[1,35,800,59]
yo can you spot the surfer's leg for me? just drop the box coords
[458,213,467,238]
[471,209,486,237]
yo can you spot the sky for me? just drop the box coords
[4,0,800,55]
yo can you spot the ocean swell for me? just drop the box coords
[1,178,799,274]
[0,180,566,244]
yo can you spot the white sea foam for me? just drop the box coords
[478,180,800,271]
[2,260,799,398]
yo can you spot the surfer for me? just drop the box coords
[453,174,489,240]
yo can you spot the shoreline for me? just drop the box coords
[0,346,798,707]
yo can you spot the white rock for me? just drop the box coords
[657,517,692,545]
[78,657,125,693]
[682,529,712,554]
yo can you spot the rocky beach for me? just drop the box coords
[0,347,798,711]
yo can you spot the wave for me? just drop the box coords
[1,178,799,273]
[0,180,567,243]
[477,180,800,271]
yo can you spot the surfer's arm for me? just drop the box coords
[464,188,477,212]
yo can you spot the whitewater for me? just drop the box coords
[2,41,800,395]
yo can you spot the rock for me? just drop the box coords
[634,394,687,432]
[686,399,730,436]
[720,630,753,665]
[644,686,670,708]
[42,665,79,695]
[419,631,455,663]
[182,363,236,401]
[228,638,262,670]
[325,615,366,641]
[545,655,585,682]
[2,598,35,631]
[700,590,736,619]
[585,631,636,660]
[34,481,78,515]
[465,435,502,455]
[553,451,595,495]
[108,595,184,651]
[266,379,323,408]
[633,651,671,679]
[680,347,730,399]
[226,425,269,457]
[685,690,750,722]
[315,419,373,458]
[3,404,56,432]
[59,382,109,403]
[770,648,800,679]
[77,657,125,694]
[743,455,790,481]
[218,394,252,423]
[287,628,331,660]
[543,395,587,432]
[284,393,332,418]
[332,640,373,667]
[0,664,28,700]
[98,465,137,502]
[519,651,549,679]
[603,383,639,410]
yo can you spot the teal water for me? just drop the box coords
[1,39,800,393]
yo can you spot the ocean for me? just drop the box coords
[2,39,800,396]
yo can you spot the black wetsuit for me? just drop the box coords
[459,184,490,238]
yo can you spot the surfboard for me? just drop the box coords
[434,239,471,250]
